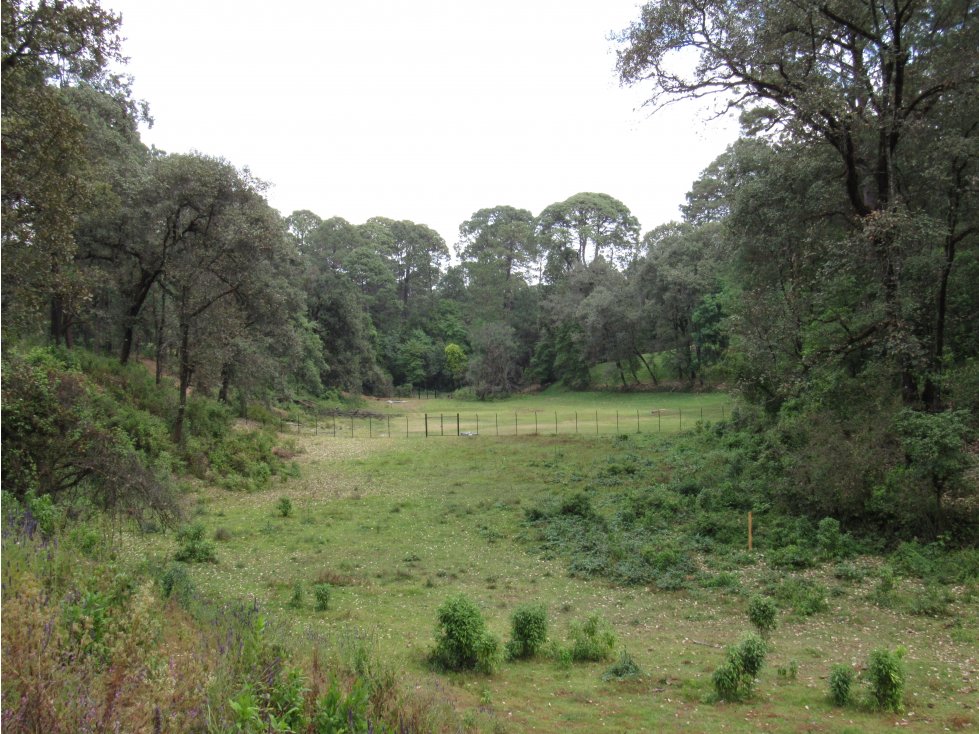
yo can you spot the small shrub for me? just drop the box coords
[214,526,232,541]
[313,583,332,612]
[602,649,643,681]
[288,581,304,609]
[276,496,293,518]
[732,634,767,679]
[776,659,798,680]
[833,561,866,582]
[816,517,851,559]
[313,678,368,733]
[568,614,617,662]
[174,523,216,563]
[712,661,743,701]
[506,603,548,660]
[160,562,195,607]
[829,663,854,706]
[775,577,828,616]
[712,633,767,702]
[866,647,906,713]
[747,595,778,638]
[430,594,501,674]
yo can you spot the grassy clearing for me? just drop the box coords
[125,407,979,733]
[292,390,732,439]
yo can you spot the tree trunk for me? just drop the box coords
[634,349,657,386]
[173,320,192,446]
[218,362,232,403]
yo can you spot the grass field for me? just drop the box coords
[281,389,732,439]
[126,393,979,733]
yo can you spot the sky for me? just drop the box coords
[107,0,739,249]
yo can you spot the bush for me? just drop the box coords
[747,595,778,638]
[313,678,368,733]
[288,582,304,609]
[712,633,768,702]
[313,583,332,612]
[430,594,500,674]
[160,562,195,607]
[829,663,854,706]
[506,603,548,660]
[568,614,617,662]
[775,577,828,616]
[866,647,906,713]
[602,649,644,681]
[174,523,217,563]
[276,496,293,518]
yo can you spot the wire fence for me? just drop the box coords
[274,403,730,439]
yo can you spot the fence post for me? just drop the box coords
[315,416,318,435]
[701,406,704,422]
[534,411,538,435]
[514,412,518,436]
[495,413,498,436]
[595,410,599,434]
[575,412,578,434]
[457,413,460,436]
[440,414,444,436]
[425,413,429,438]
[636,409,640,434]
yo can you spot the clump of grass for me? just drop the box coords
[602,650,643,681]
[288,582,304,609]
[313,583,331,612]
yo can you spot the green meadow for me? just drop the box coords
[125,393,979,733]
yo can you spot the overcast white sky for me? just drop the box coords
[108,0,739,248]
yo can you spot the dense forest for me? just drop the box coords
[2,1,978,731]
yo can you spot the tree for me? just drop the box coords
[536,193,640,280]
[467,323,520,399]
[457,205,538,318]
[617,0,979,406]
[1,0,127,340]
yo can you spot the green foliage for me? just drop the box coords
[505,604,548,660]
[313,583,332,612]
[159,562,195,607]
[288,582,304,610]
[829,664,854,706]
[746,595,778,638]
[268,667,309,733]
[568,614,617,663]
[277,496,293,518]
[712,634,768,702]
[602,649,643,681]
[866,647,906,713]
[773,577,828,617]
[174,523,217,563]
[312,678,369,733]
[430,594,501,674]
